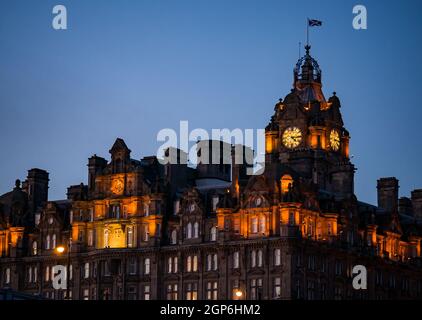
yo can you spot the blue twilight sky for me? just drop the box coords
[0,0,421,204]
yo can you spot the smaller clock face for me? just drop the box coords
[111,179,124,195]
[330,130,340,151]
[282,127,302,149]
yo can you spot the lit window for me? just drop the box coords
[84,262,90,279]
[144,285,150,300]
[274,277,281,298]
[210,227,217,242]
[5,268,10,284]
[168,257,172,273]
[144,258,150,275]
[171,229,177,245]
[173,257,178,273]
[259,217,266,234]
[187,223,192,239]
[206,281,218,300]
[250,278,263,300]
[274,249,281,266]
[89,208,94,222]
[233,251,240,269]
[46,235,51,250]
[167,284,178,300]
[32,241,38,256]
[88,230,94,247]
[206,254,212,271]
[45,266,50,282]
[144,203,149,216]
[28,267,32,283]
[251,217,258,234]
[186,282,198,300]
[213,254,218,271]
[257,250,263,267]
[83,289,89,300]
[187,256,192,272]
[281,175,293,193]
[212,196,219,211]
[193,222,199,238]
[193,255,198,272]
[251,250,256,268]
[52,234,56,249]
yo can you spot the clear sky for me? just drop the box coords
[0,0,421,204]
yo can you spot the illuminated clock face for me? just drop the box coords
[330,130,340,151]
[111,179,124,195]
[282,127,302,149]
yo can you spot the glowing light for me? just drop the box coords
[330,129,340,151]
[282,127,302,149]
[235,290,243,298]
[56,246,65,254]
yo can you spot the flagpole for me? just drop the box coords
[306,18,309,47]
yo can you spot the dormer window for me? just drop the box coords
[189,204,195,213]
[212,196,219,211]
[255,197,262,207]
[48,217,53,225]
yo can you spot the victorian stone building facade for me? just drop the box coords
[1,46,422,300]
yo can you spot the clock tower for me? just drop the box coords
[265,45,355,199]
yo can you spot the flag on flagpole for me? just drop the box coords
[308,19,322,27]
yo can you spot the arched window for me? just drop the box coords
[46,235,51,250]
[251,217,258,234]
[187,223,192,239]
[168,257,173,273]
[251,250,257,267]
[5,268,10,284]
[259,217,266,234]
[104,229,109,248]
[171,230,177,245]
[32,241,38,256]
[207,254,212,271]
[274,249,281,266]
[213,254,218,271]
[173,257,178,273]
[233,251,240,269]
[187,256,192,272]
[84,263,90,279]
[210,227,217,242]
[257,250,263,267]
[52,234,56,249]
[193,222,199,238]
[144,258,150,275]
[193,255,198,272]
[281,174,293,193]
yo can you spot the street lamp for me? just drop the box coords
[235,290,243,298]
[55,239,71,300]
[55,246,65,254]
